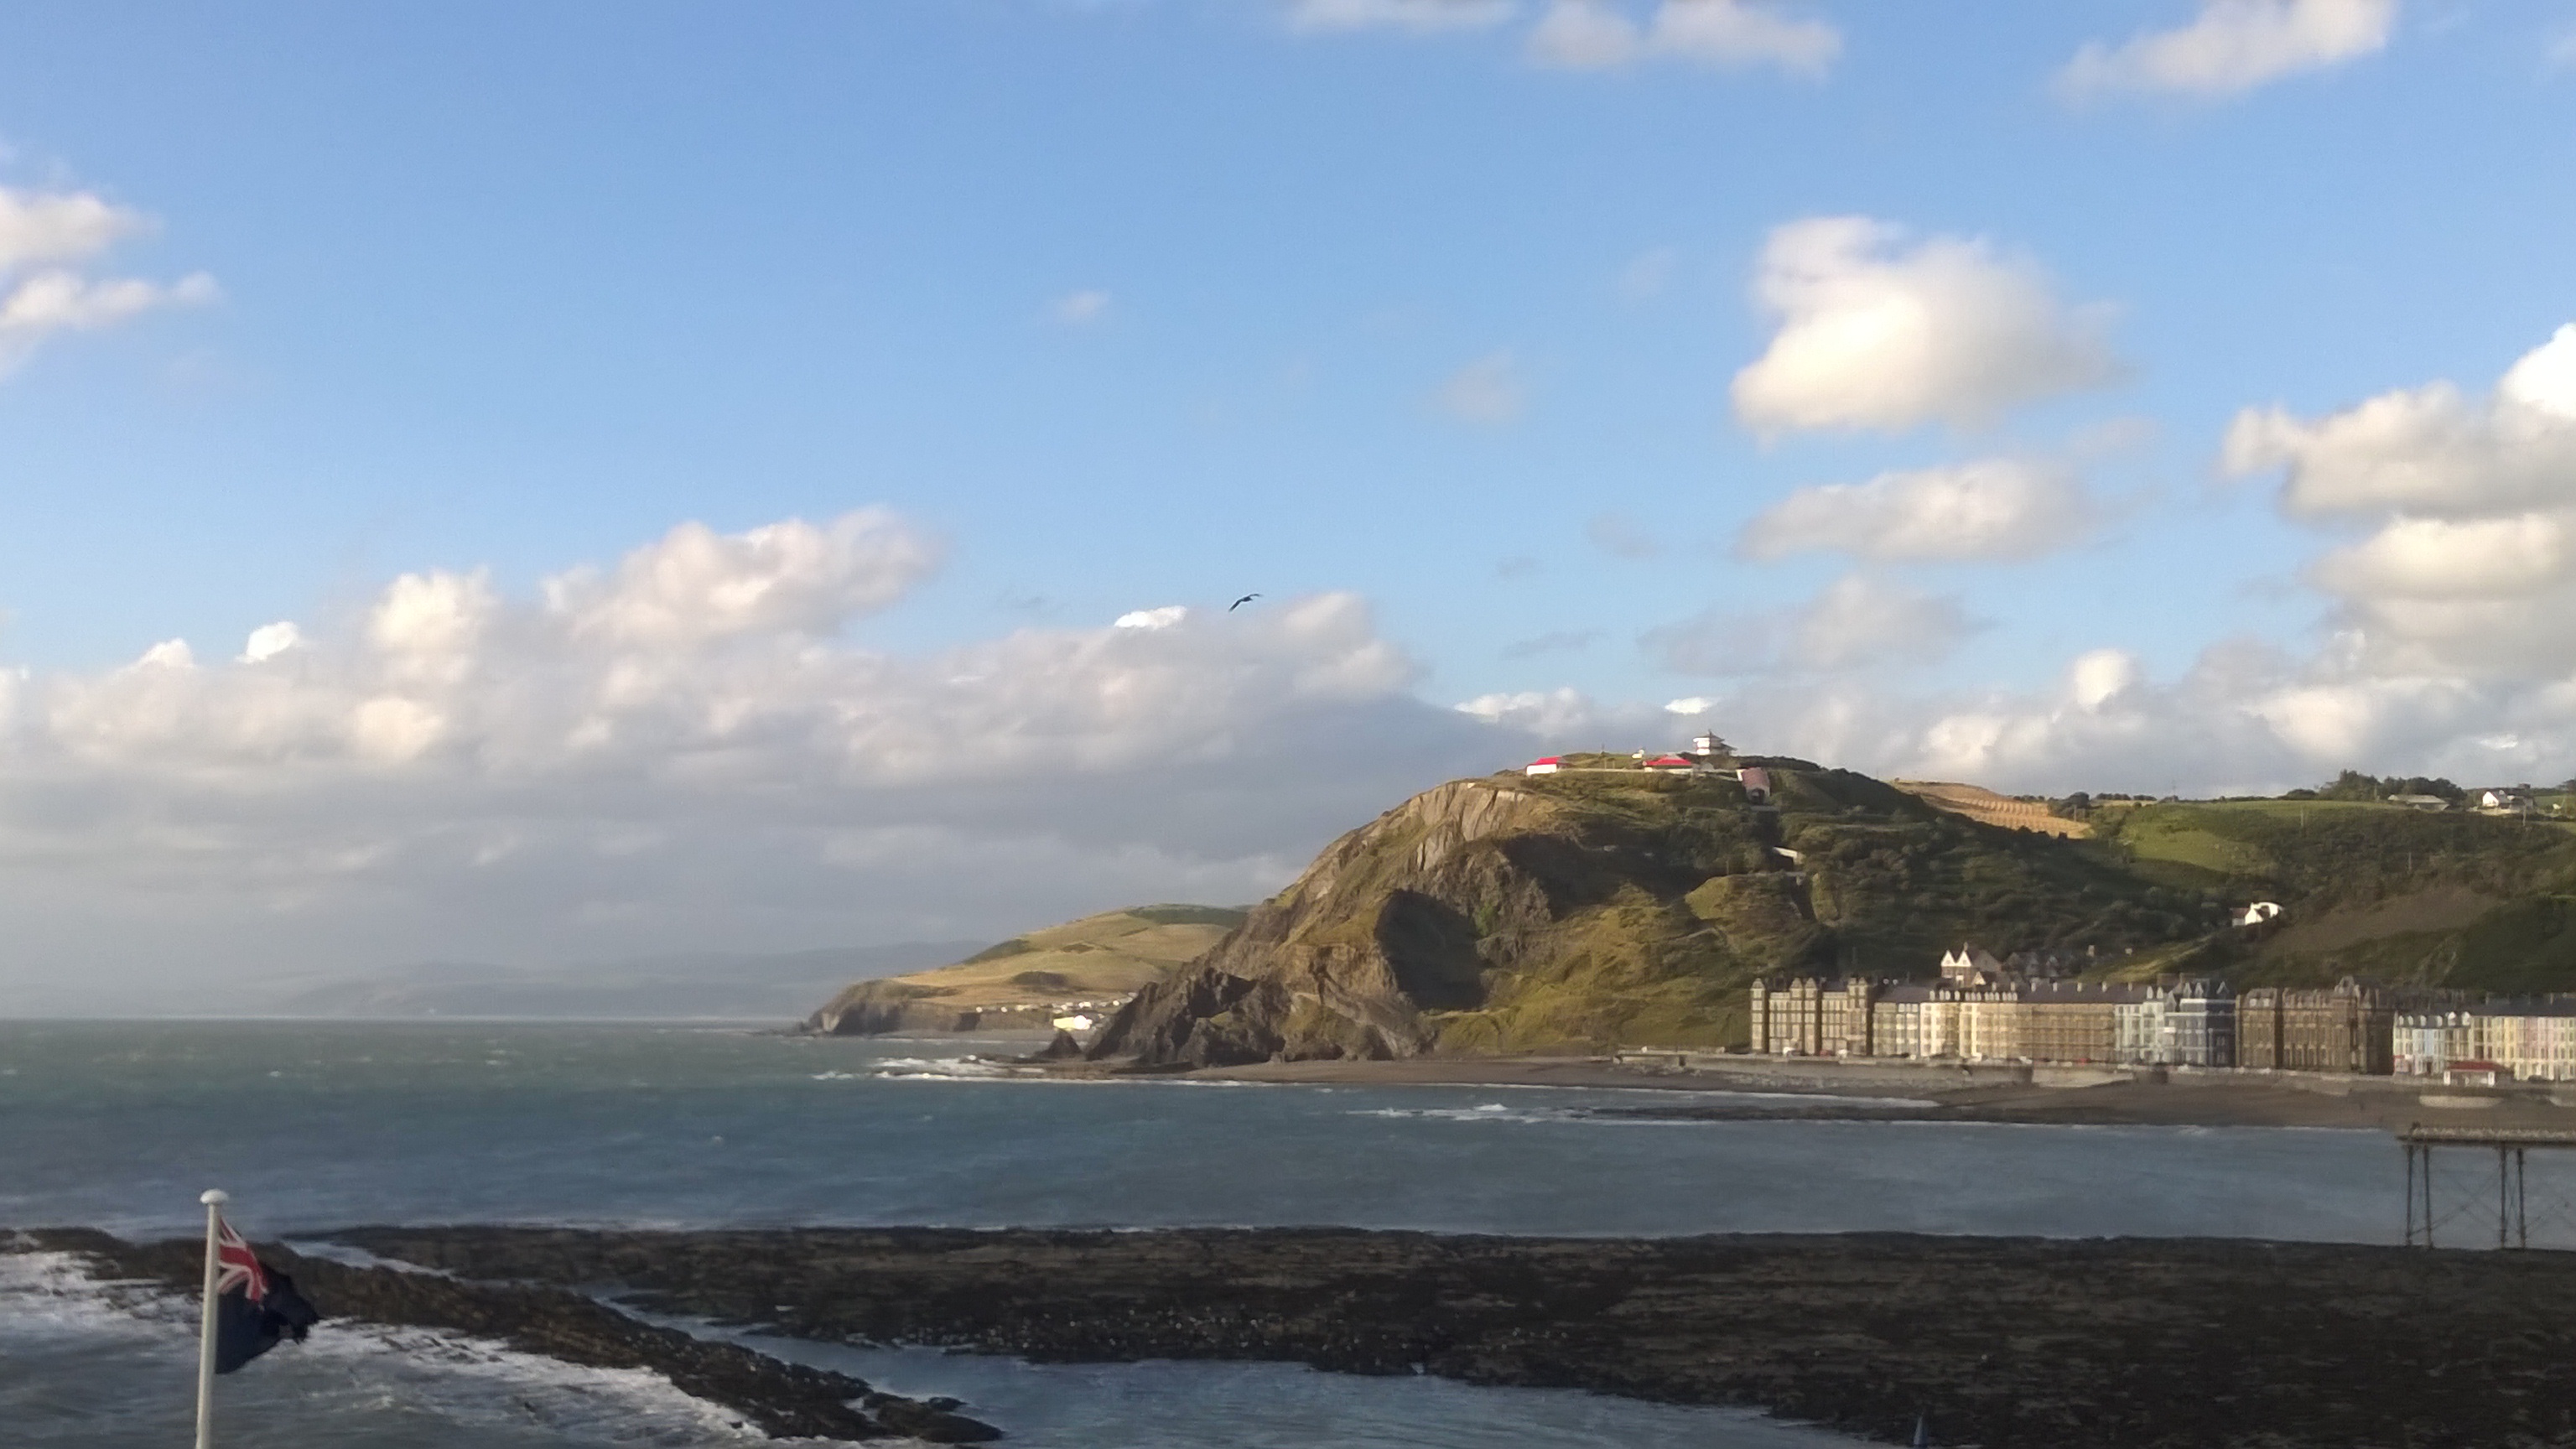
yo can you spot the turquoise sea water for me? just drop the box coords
[0,1021,2523,1446]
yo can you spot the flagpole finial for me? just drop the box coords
[200,1189,228,1206]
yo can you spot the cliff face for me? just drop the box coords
[1089,763,2214,1067]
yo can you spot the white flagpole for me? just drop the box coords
[195,1188,227,1449]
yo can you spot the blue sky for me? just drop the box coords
[3,0,2573,995]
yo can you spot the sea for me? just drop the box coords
[2,1021,2553,1446]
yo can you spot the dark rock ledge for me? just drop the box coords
[11,1228,1000,1443]
[31,1224,2576,1446]
[330,1226,2576,1449]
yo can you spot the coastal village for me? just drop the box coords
[1526,730,2576,1087]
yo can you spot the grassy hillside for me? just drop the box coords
[2090,801,2576,992]
[805,904,1246,1035]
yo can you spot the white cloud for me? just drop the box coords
[1528,0,1643,65]
[1114,605,1190,629]
[1645,573,1979,676]
[1739,457,2097,562]
[0,514,1539,1002]
[2059,0,2397,101]
[0,270,216,372]
[1731,217,2121,435]
[544,510,940,649]
[0,184,216,375]
[1434,350,1527,424]
[240,622,304,664]
[2311,513,2572,602]
[2225,324,2576,519]
[2225,325,2576,675]
[1285,0,1515,33]
[1664,695,1715,714]
[1049,289,1111,325]
[1455,687,1597,735]
[0,187,145,268]
[1528,0,1838,74]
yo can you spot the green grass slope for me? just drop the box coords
[2090,801,2576,993]
[805,904,1248,1035]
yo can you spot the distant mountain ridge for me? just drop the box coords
[252,942,983,1021]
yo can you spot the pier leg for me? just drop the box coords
[2501,1146,2511,1250]
[2517,1148,2529,1251]
[2411,1145,2431,1248]
[2405,1145,2417,1247]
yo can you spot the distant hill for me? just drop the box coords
[258,942,980,1021]
[802,905,1249,1036]
[1091,765,2576,1067]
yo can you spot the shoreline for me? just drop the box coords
[1112,1053,2576,1131]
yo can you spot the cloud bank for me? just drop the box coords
[0,512,1522,1003]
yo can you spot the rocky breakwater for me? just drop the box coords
[13,1228,1000,1443]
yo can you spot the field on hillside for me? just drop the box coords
[1893,781,2089,838]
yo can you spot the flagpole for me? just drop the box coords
[195,1188,226,1449]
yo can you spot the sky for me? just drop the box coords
[3,0,2575,1001]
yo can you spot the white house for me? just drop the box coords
[2238,901,2283,927]
[1524,757,1561,776]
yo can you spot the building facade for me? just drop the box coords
[2237,978,2397,1074]
[2393,998,2576,1082]
[1751,971,2232,1067]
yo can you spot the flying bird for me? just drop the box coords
[1229,593,1261,610]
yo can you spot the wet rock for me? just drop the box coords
[15,1228,998,1443]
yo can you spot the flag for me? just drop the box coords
[210,1214,320,1374]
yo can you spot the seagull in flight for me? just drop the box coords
[1229,593,1261,610]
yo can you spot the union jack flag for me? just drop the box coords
[207,1215,318,1374]
[213,1216,267,1305]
